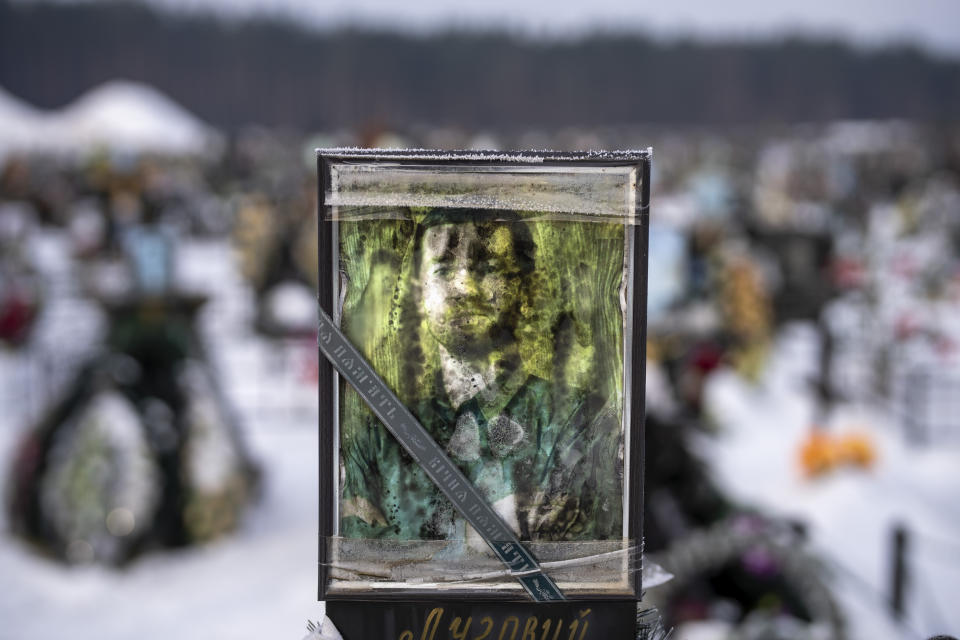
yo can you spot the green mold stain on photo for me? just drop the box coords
[337,207,626,543]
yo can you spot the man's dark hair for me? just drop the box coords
[395,208,538,402]
[412,208,535,277]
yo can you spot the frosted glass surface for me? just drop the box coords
[318,150,648,598]
[325,163,639,220]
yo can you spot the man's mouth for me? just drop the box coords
[446,308,495,329]
[448,313,483,327]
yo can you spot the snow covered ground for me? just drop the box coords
[0,236,324,640]
[2,234,958,639]
[704,323,960,639]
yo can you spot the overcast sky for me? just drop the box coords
[144,0,960,55]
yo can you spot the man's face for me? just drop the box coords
[419,222,524,356]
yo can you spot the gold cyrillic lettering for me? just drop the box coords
[499,616,519,640]
[449,616,472,640]
[576,608,592,640]
[520,616,538,640]
[421,607,443,640]
[475,616,494,640]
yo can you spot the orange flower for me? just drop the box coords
[836,432,877,469]
[799,429,839,478]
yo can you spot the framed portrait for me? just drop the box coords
[318,149,650,602]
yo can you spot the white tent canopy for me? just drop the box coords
[0,80,222,158]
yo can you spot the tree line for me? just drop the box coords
[1,0,958,132]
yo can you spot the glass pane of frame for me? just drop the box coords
[318,149,649,600]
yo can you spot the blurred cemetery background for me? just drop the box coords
[1,1,959,638]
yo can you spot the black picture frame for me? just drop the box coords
[317,148,650,602]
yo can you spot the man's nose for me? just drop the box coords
[451,266,473,296]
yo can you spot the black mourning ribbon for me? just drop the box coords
[318,307,565,601]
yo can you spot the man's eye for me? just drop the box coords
[480,259,506,273]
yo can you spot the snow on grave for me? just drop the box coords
[0,85,48,158]
[0,81,223,158]
[53,81,223,156]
